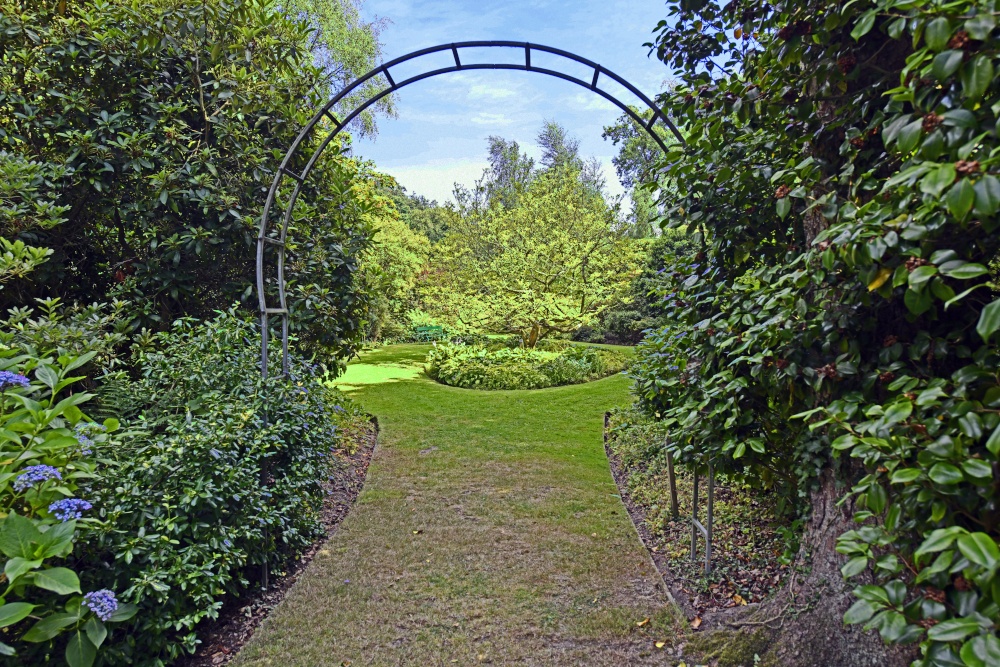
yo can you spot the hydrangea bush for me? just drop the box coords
[82,311,354,664]
[0,347,135,665]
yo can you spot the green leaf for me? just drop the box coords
[927,617,981,642]
[34,365,58,390]
[946,179,975,219]
[776,197,791,219]
[976,299,1000,341]
[961,55,993,101]
[961,459,992,481]
[22,612,78,642]
[986,424,1000,456]
[37,520,76,559]
[843,599,876,625]
[897,120,923,154]
[0,513,42,560]
[106,602,137,623]
[973,175,1000,216]
[915,526,966,560]
[733,442,746,458]
[4,557,42,586]
[957,532,1000,568]
[925,17,952,51]
[0,602,35,629]
[932,50,964,80]
[867,485,887,514]
[842,556,869,578]
[83,617,106,649]
[940,262,989,280]
[928,463,963,485]
[908,265,938,290]
[921,164,957,197]
[961,634,1000,667]
[65,630,96,667]
[890,468,921,483]
[33,567,81,595]
[884,400,912,425]
[851,11,877,40]
[965,14,996,41]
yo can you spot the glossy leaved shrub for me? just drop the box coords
[631,0,1000,664]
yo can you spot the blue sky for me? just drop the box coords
[349,0,672,204]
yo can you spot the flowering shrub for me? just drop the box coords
[426,342,632,390]
[81,312,354,664]
[0,347,135,665]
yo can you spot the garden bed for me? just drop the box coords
[178,415,379,666]
[425,340,632,390]
[604,408,796,625]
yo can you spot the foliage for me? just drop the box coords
[589,229,699,345]
[0,299,134,375]
[0,0,377,357]
[0,349,136,665]
[283,0,394,135]
[632,0,1000,663]
[356,188,431,342]
[427,164,639,347]
[75,311,354,664]
[425,342,631,391]
[384,185,456,243]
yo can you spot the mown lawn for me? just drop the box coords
[235,344,681,666]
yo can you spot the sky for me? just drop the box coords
[348,0,672,204]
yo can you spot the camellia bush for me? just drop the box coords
[631,0,1000,664]
[426,342,631,391]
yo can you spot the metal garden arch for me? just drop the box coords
[256,41,685,379]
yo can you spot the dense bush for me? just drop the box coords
[67,312,357,665]
[426,342,631,390]
[632,0,1000,662]
[0,0,381,357]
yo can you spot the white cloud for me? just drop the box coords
[380,158,489,204]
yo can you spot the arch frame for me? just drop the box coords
[257,41,683,378]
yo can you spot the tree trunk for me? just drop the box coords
[717,469,916,667]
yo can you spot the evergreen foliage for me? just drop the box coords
[631,1,1000,662]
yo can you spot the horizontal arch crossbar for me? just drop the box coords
[257,41,684,378]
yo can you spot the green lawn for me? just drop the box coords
[235,344,680,665]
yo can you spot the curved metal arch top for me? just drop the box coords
[257,41,683,378]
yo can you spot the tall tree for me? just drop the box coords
[427,165,638,347]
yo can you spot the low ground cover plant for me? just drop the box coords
[425,342,631,390]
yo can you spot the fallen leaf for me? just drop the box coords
[655,641,666,649]
[412,529,422,534]
[733,594,747,605]
[690,616,702,629]
[636,617,650,627]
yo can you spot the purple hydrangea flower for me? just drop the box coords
[0,371,30,390]
[49,498,93,521]
[13,465,62,492]
[83,589,118,621]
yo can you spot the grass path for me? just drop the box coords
[235,344,680,666]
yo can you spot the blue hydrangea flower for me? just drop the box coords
[0,371,30,390]
[13,465,62,492]
[49,498,93,521]
[83,589,118,621]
